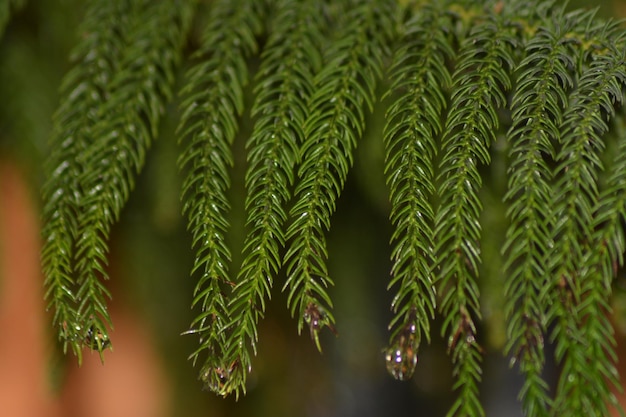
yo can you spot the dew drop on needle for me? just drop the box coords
[384,321,418,381]
[385,344,418,381]
[84,325,111,351]
[202,362,235,396]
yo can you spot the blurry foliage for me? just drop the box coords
[3,0,626,416]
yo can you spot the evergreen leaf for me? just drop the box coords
[224,0,325,385]
[71,0,194,356]
[177,0,264,398]
[435,7,516,417]
[41,0,137,359]
[547,18,626,417]
[502,4,580,415]
[382,2,453,376]
[283,0,395,352]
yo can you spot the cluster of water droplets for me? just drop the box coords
[200,359,246,397]
[62,320,111,352]
[384,321,419,381]
[84,325,111,351]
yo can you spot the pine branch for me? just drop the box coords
[382,2,453,382]
[595,112,626,291]
[283,0,395,351]
[584,112,626,417]
[68,0,195,356]
[502,4,577,416]
[224,0,325,391]
[177,0,264,397]
[435,8,516,417]
[547,18,626,417]
[41,0,136,359]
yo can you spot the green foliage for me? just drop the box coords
[502,4,569,416]
[227,0,323,393]
[435,4,518,416]
[42,0,137,359]
[284,0,395,351]
[35,0,626,415]
[383,1,452,381]
[41,0,194,360]
[177,0,265,397]
[546,16,626,417]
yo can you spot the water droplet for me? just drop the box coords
[61,321,82,341]
[385,343,418,381]
[84,326,111,351]
[303,302,337,351]
[200,360,244,397]
[384,322,418,381]
[202,365,231,395]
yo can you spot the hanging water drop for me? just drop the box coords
[203,365,231,395]
[200,360,242,397]
[84,325,111,351]
[384,342,418,381]
[384,321,418,381]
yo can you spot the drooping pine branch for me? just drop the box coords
[547,18,626,417]
[382,2,453,381]
[41,0,136,359]
[283,0,395,351]
[583,111,626,417]
[502,4,575,416]
[177,0,265,398]
[435,8,516,417]
[224,0,325,391]
[594,111,626,292]
[70,0,195,356]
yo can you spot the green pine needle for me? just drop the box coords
[502,4,577,415]
[435,7,516,417]
[383,1,452,371]
[547,17,626,417]
[283,0,395,351]
[224,0,325,388]
[42,0,137,360]
[177,0,265,398]
[73,0,193,358]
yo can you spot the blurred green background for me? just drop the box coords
[0,1,624,416]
